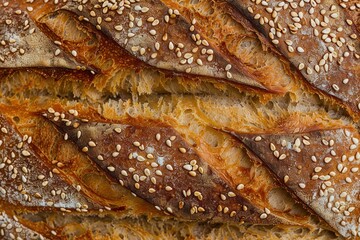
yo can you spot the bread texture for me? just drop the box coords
[0,0,359,239]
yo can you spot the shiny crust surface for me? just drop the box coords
[0,0,359,239]
[235,128,360,238]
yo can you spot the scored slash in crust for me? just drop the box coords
[227,0,360,115]
[43,107,290,225]
[0,112,99,213]
[233,128,360,238]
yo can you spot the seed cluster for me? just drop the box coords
[44,108,282,224]
[67,0,237,79]
[0,3,31,63]
[0,212,47,240]
[8,0,241,84]
[239,128,360,238]
[0,1,84,69]
[236,0,360,112]
[0,113,94,214]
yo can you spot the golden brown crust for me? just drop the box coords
[0,112,101,212]
[0,1,85,69]
[24,0,270,90]
[234,128,360,238]
[226,0,360,116]
[0,0,359,239]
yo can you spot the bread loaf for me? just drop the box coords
[0,0,359,239]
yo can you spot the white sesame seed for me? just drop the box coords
[183,164,192,171]
[235,183,244,190]
[189,171,196,177]
[107,166,115,172]
[298,63,305,70]
[228,192,236,197]
[284,175,289,183]
[179,147,186,153]
[226,71,232,79]
[270,143,276,151]
[21,150,31,157]
[166,164,174,171]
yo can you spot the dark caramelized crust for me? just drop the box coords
[233,128,360,238]
[43,108,290,225]
[0,0,359,239]
[0,112,100,212]
[12,0,274,90]
[226,0,360,115]
[0,211,48,240]
[337,0,360,32]
[0,1,85,69]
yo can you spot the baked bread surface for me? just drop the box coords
[0,0,359,239]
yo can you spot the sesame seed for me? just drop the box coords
[166,164,174,171]
[107,166,115,172]
[270,143,276,151]
[345,177,352,183]
[324,157,332,163]
[284,175,289,183]
[350,144,357,150]
[114,128,122,133]
[179,147,186,153]
[226,71,232,79]
[264,208,271,214]
[298,63,305,70]
[236,184,244,190]
[137,156,145,161]
[21,150,30,157]
[189,171,196,177]
[299,183,306,189]
[228,192,236,197]
[220,194,227,201]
